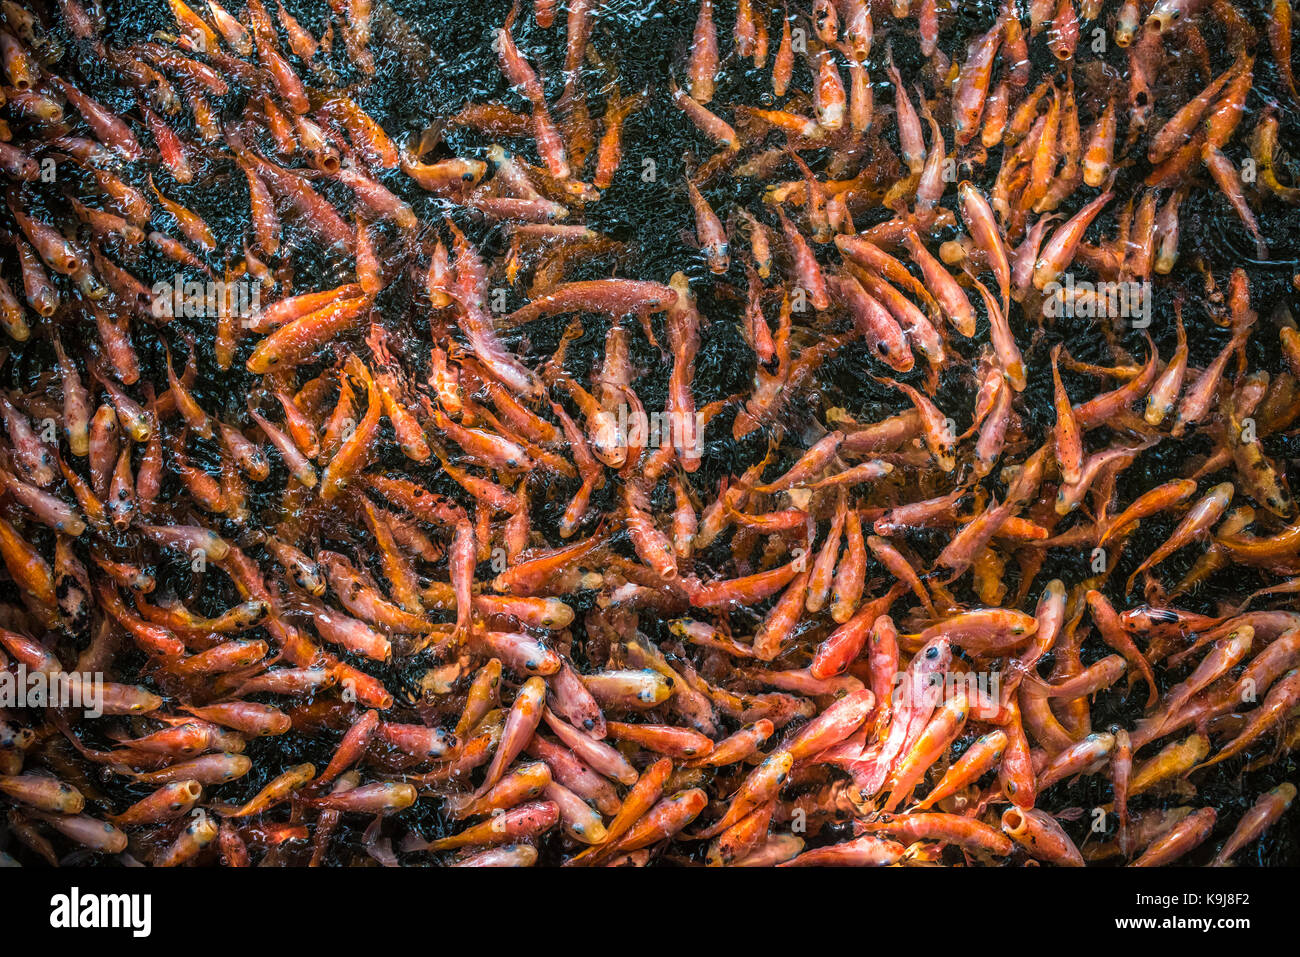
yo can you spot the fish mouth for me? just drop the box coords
[1145,11,1178,32]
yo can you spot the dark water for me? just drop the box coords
[1,0,1297,866]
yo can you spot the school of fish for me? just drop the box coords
[0,0,1297,868]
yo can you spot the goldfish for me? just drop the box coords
[0,0,1293,874]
